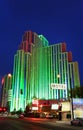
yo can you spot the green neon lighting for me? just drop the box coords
[10,31,80,112]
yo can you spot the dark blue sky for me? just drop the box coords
[0,0,83,85]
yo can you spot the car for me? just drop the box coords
[71,117,83,126]
[46,113,53,119]
[19,114,24,118]
[11,114,19,118]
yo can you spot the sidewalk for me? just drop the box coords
[46,119,71,127]
[56,120,70,125]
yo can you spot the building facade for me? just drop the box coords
[1,74,12,111]
[10,31,80,112]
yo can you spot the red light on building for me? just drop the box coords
[62,42,66,52]
[3,108,6,111]
[0,107,7,112]
[0,107,2,111]
[1,78,4,85]
[68,51,72,62]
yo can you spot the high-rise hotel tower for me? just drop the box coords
[10,31,80,111]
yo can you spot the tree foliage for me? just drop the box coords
[69,86,83,98]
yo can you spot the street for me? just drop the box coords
[1,117,50,130]
[0,117,83,130]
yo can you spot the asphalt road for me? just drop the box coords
[0,117,50,130]
[0,117,83,130]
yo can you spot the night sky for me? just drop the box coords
[0,0,83,86]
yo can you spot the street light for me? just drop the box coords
[57,74,60,100]
[70,77,74,120]
[57,74,60,79]
[8,73,11,78]
[57,74,62,120]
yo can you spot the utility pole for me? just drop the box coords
[70,77,74,120]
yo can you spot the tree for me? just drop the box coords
[69,86,83,98]
[16,109,23,115]
[24,104,31,116]
[80,86,83,98]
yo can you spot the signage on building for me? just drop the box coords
[51,104,59,110]
[51,83,66,90]
[61,101,71,112]
[73,98,83,118]
[32,107,38,110]
[32,99,38,105]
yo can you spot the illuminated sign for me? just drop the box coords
[51,104,59,110]
[32,99,38,105]
[51,83,66,90]
[32,107,38,110]
[61,102,71,112]
[73,98,83,118]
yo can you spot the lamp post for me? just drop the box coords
[57,74,60,100]
[57,74,62,120]
[70,77,74,120]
